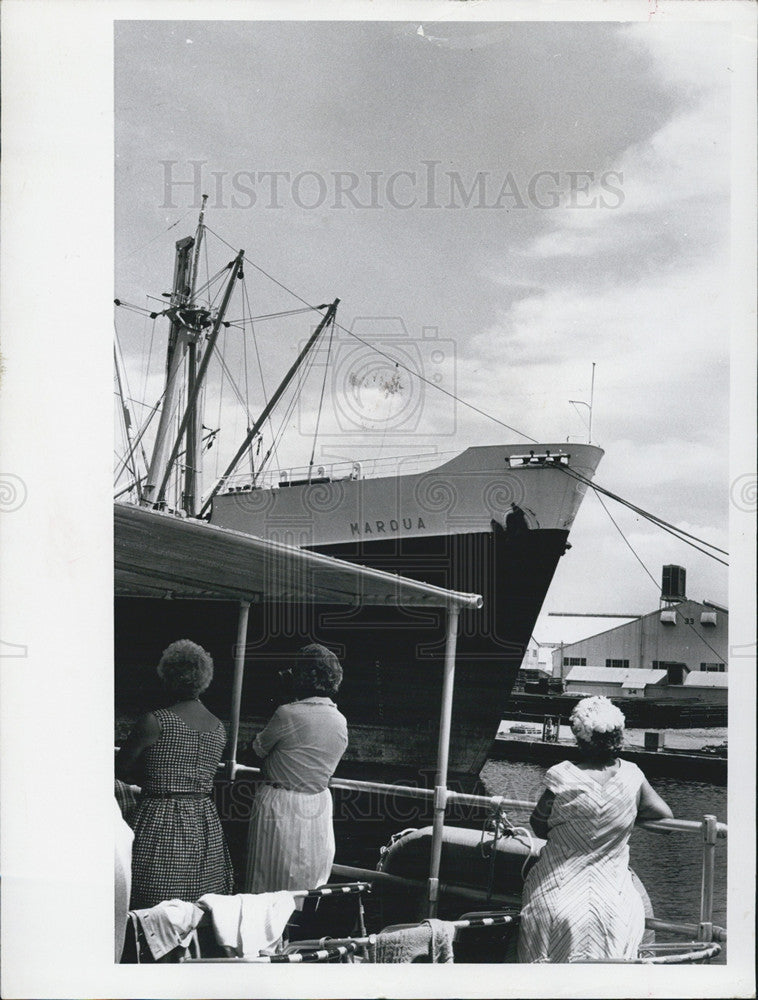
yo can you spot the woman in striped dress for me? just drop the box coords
[243,644,348,895]
[116,640,234,909]
[517,696,672,963]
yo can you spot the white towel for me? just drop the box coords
[371,919,456,963]
[131,899,203,960]
[197,891,296,958]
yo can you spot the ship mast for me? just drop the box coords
[183,195,209,515]
[154,248,245,508]
[142,197,242,514]
[141,210,337,518]
[141,235,197,507]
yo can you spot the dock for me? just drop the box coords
[488,736,726,785]
[502,692,727,729]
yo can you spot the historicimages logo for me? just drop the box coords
[298,316,456,444]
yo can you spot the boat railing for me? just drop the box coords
[219,450,461,493]
[226,761,726,946]
[117,748,726,944]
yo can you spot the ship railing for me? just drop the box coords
[219,450,461,493]
[225,762,726,946]
[115,750,726,945]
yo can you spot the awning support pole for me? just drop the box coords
[226,600,250,778]
[427,603,460,918]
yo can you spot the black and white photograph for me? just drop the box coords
[0,2,755,998]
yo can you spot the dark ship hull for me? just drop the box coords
[116,520,579,784]
[115,442,602,862]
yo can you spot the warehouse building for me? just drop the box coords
[550,566,728,704]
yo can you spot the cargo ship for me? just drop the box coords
[114,209,603,787]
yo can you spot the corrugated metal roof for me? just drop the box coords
[564,666,728,690]
[683,672,728,689]
[565,666,668,685]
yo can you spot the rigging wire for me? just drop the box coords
[375,362,398,475]
[254,332,323,485]
[265,346,321,480]
[142,308,157,415]
[143,224,725,576]
[560,466,728,563]
[590,490,727,663]
[116,209,196,263]
[240,273,254,477]
[224,307,316,325]
[203,228,211,310]
[241,275,277,478]
[114,320,152,487]
[214,325,228,480]
[112,394,163,487]
[337,321,538,443]
[113,344,139,491]
[207,275,226,313]
[214,341,254,418]
[190,264,231,304]
[204,225,540,445]
[114,389,164,410]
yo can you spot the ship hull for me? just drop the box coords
[115,443,602,782]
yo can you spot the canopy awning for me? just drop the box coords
[114,502,483,610]
[115,500,482,919]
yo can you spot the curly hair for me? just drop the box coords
[291,643,343,698]
[156,639,214,700]
[570,696,625,759]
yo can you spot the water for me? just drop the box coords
[481,759,727,963]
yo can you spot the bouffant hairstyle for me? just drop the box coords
[291,643,343,699]
[570,696,625,759]
[157,639,214,700]
[576,728,625,758]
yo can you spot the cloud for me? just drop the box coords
[444,25,733,614]
[458,251,728,443]
[474,20,728,301]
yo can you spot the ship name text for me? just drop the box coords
[350,518,426,537]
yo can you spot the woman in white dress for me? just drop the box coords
[243,644,348,894]
[518,696,672,963]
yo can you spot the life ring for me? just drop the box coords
[377,825,655,944]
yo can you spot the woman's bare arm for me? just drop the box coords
[115,712,160,782]
[636,778,673,822]
[530,789,555,839]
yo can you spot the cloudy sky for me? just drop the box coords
[115,17,736,618]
